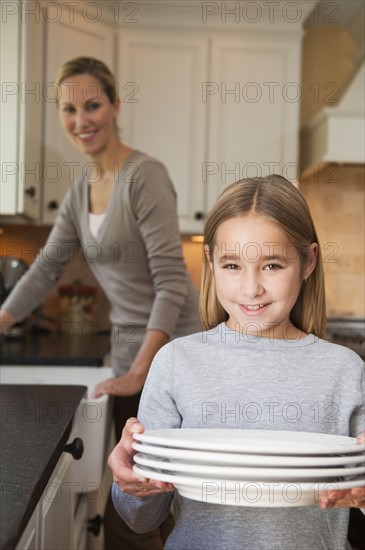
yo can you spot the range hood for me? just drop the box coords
[301,61,365,168]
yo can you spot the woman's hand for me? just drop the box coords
[319,431,365,509]
[0,309,17,334]
[108,417,175,498]
[92,373,145,398]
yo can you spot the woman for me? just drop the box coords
[0,57,201,549]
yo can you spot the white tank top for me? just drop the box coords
[89,212,106,238]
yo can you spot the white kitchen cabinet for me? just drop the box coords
[15,506,40,550]
[3,1,309,231]
[117,14,304,233]
[3,366,115,550]
[0,1,44,219]
[118,29,208,234]
[0,1,114,222]
[40,452,74,550]
[15,452,73,550]
[206,33,302,211]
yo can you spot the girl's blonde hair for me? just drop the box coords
[55,57,118,104]
[200,175,326,338]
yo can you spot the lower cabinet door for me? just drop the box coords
[15,506,40,550]
[40,453,74,550]
[73,495,89,550]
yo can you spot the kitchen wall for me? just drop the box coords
[0,224,203,330]
[299,164,364,318]
[298,8,364,318]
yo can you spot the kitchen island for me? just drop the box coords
[0,384,87,550]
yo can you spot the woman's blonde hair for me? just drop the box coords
[200,175,326,338]
[55,56,118,104]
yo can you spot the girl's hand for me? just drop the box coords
[319,431,365,509]
[108,417,175,498]
[92,373,145,398]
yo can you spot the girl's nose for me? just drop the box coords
[240,272,264,299]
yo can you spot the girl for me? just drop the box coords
[0,57,201,549]
[108,175,365,549]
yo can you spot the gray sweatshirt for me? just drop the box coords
[2,151,201,374]
[113,324,365,549]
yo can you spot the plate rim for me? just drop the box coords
[132,441,365,467]
[133,463,365,491]
[133,452,365,480]
[133,429,364,456]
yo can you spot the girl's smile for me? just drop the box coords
[207,214,317,339]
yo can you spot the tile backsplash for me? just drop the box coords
[299,163,364,318]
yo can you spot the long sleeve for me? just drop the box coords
[129,158,193,336]
[112,343,181,531]
[112,485,174,534]
[2,191,80,322]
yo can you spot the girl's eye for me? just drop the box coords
[264,263,282,270]
[223,264,239,270]
[62,106,75,113]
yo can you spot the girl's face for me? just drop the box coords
[58,73,120,157]
[206,214,317,339]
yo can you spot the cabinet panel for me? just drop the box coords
[0,6,20,215]
[40,452,73,550]
[1,2,45,220]
[21,13,45,220]
[118,30,208,234]
[42,12,114,224]
[15,506,39,550]
[207,34,302,210]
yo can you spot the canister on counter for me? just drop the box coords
[58,280,97,334]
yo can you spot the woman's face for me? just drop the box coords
[58,73,120,157]
[206,214,317,339]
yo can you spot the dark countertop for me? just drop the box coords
[0,384,87,550]
[0,330,111,366]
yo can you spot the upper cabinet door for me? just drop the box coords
[118,29,208,234]
[206,33,302,211]
[0,4,44,219]
[42,11,114,224]
[0,6,21,215]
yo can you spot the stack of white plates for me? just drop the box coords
[132,429,365,507]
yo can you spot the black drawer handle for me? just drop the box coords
[25,186,36,198]
[88,514,103,536]
[48,200,59,210]
[64,437,84,460]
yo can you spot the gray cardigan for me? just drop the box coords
[3,150,201,374]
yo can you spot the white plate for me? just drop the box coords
[132,442,365,467]
[133,429,364,456]
[134,452,365,481]
[133,464,365,508]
